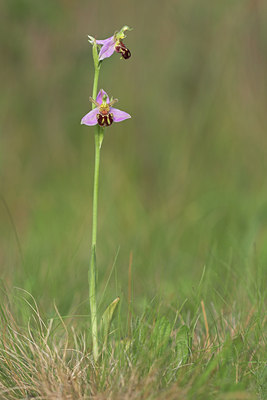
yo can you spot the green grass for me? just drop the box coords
[0,258,265,399]
[0,287,265,399]
[0,0,267,398]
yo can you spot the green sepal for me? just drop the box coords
[116,26,133,40]
[101,297,120,349]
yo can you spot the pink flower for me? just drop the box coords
[81,89,131,128]
[89,26,132,61]
[96,36,131,61]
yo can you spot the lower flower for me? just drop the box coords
[81,89,131,128]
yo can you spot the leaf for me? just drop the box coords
[101,297,120,349]
[151,316,172,356]
[175,325,191,364]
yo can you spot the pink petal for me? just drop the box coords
[99,42,116,60]
[110,107,131,122]
[96,89,110,104]
[96,36,114,45]
[81,108,98,126]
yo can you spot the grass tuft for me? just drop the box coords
[0,287,265,399]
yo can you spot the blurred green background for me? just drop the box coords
[0,0,266,315]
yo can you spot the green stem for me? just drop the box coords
[92,67,100,104]
[89,128,100,363]
[92,128,101,248]
[89,45,101,362]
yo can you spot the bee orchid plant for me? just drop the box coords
[81,26,132,362]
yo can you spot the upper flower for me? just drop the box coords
[81,89,131,128]
[90,26,132,61]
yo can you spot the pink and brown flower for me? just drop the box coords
[90,26,132,61]
[81,89,131,128]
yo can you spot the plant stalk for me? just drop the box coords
[89,46,101,362]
